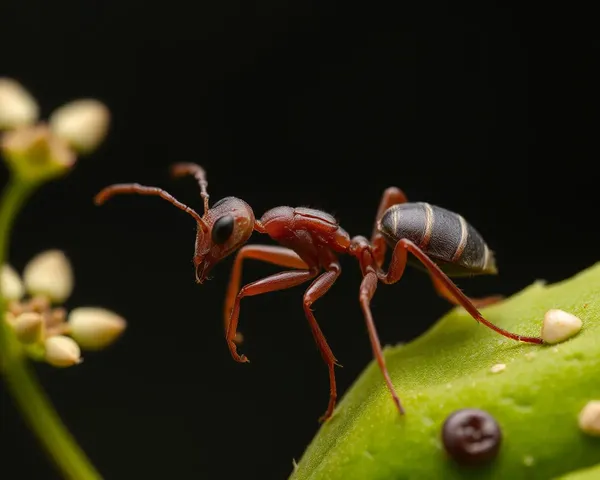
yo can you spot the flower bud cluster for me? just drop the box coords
[2,250,126,367]
[0,77,110,183]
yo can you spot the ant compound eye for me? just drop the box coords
[211,215,235,244]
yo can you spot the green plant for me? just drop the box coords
[0,77,125,480]
[290,263,600,479]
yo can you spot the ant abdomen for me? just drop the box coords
[378,202,497,277]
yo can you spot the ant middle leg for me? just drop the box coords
[350,236,406,415]
[302,264,342,423]
[359,269,406,415]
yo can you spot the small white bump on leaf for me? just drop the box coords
[524,352,536,361]
[44,335,82,367]
[23,250,74,303]
[578,400,600,436]
[49,99,110,154]
[0,77,39,129]
[1,264,24,300]
[490,363,506,373]
[67,307,126,350]
[13,312,44,344]
[541,309,582,344]
[523,455,535,467]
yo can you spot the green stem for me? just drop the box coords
[0,178,102,480]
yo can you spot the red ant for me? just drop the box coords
[95,163,544,422]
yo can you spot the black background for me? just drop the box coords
[0,1,597,479]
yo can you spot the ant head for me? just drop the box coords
[94,163,256,285]
[194,196,255,283]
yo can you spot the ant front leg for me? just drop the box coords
[381,239,544,345]
[302,263,342,423]
[226,268,318,363]
[224,245,308,344]
[370,187,408,267]
[429,275,504,310]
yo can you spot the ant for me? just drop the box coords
[94,163,544,422]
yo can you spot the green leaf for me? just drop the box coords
[290,263,600,480]
[558,463,600,480]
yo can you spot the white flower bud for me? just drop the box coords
[1,264,24,300]
[13,312,45,344]
[49,99,110,154]
[23,250,74,303]
[67,307,126,350]
[1,125,75,182]
[44,335,82,367]
[579,401,600,436]
[0,77,39,129]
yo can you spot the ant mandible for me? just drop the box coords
[94,163,544,423]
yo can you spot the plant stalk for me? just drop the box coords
[0,177,102,480]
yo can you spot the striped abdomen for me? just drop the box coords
[377,202,497,277]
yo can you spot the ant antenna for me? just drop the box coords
[94,183,207,228]
[171,163,210,214]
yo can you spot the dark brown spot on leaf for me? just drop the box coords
[442,408,502,465]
